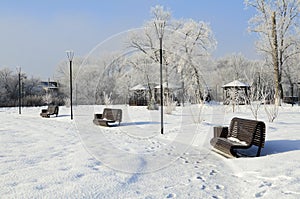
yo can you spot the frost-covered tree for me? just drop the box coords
[127,5,172,98]
[209,54,268,102]
[0,68,16,106]
[128,5,216,104]
[170,18,216,103]
[125,53,159,100]
[0,67,48,106]
[245,0,300,105]
[0,68,27,106]
[215,54,254,84]
[55,54,125,105]
[55,57,83,99]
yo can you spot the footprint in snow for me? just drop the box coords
[255,190,267,198]
[35,184,46,190]
[59,166,71,171]
[215,184,225,190]
[164,185,173,189]
[166,193,176,198]
[200,185,206,190]
[196,176,206,182]
[7,182,18,187]
[212,195,224,199]
[210,169,217,175]
[72,173,84,180]
[259,181,272,188]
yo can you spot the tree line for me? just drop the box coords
[0,67,65,107]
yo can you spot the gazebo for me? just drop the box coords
[154,82,181,104]
[222,80,250,105]
[129,84,149,106]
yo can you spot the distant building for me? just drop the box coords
[32,80,59,96]
[40,81,59,92]
[129,82,181,106]
[282,82,299,105]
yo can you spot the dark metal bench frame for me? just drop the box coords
[93,108,122,127]
[210,117,266,158]
[40,105,59,118]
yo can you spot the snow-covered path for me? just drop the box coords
[0,105,299,198]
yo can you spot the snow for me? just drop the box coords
[227,137,248,145]
[222,80,250,88]
[1,104,300,198]
[130,84,148,91]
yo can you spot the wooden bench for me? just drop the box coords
[40,105,59,118]
[210,117,266,158]
[93,108,122,127]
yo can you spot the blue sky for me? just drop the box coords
[0,0,257,79]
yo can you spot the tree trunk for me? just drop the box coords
[271,12,281,106]
[192,65,203,103]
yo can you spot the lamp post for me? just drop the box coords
[17,67,21,114]
[154,20,165,134]
[66,50,74,120]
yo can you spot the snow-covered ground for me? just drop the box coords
[0,104,299,198]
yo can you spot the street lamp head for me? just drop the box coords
[66,50,74,61]
[154,19,165,39]
[16,66,21,73]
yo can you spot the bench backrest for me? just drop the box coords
[228,117,266,147]
[103,108,122,122]
[48,105,59,114]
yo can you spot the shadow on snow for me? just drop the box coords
[261,139,300,156]
[120,121,160,126]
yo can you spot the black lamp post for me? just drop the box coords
[66,50,74,120]
[154,20,165,134]
[17,67,21,114]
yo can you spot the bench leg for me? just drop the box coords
[256,146,262,157]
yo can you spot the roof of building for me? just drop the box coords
[222,80,250,88]
[154,82,181,89]
[130,84,148,91]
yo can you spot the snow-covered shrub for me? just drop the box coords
[147,98,158,110]
[103,91,112,106]
[247,86,268,120]
[225,88,242,112]
[42,93,53,105]
[164,98,176,114]
[64,97,70,107]
[264,102,279,122]
[22,95,43,106]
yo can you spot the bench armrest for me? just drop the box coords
[213,126,228,138]
[94,113,103,119]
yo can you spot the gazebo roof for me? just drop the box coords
[130,84,148,91]
[155,82,181,89]
[222,80,250,88]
